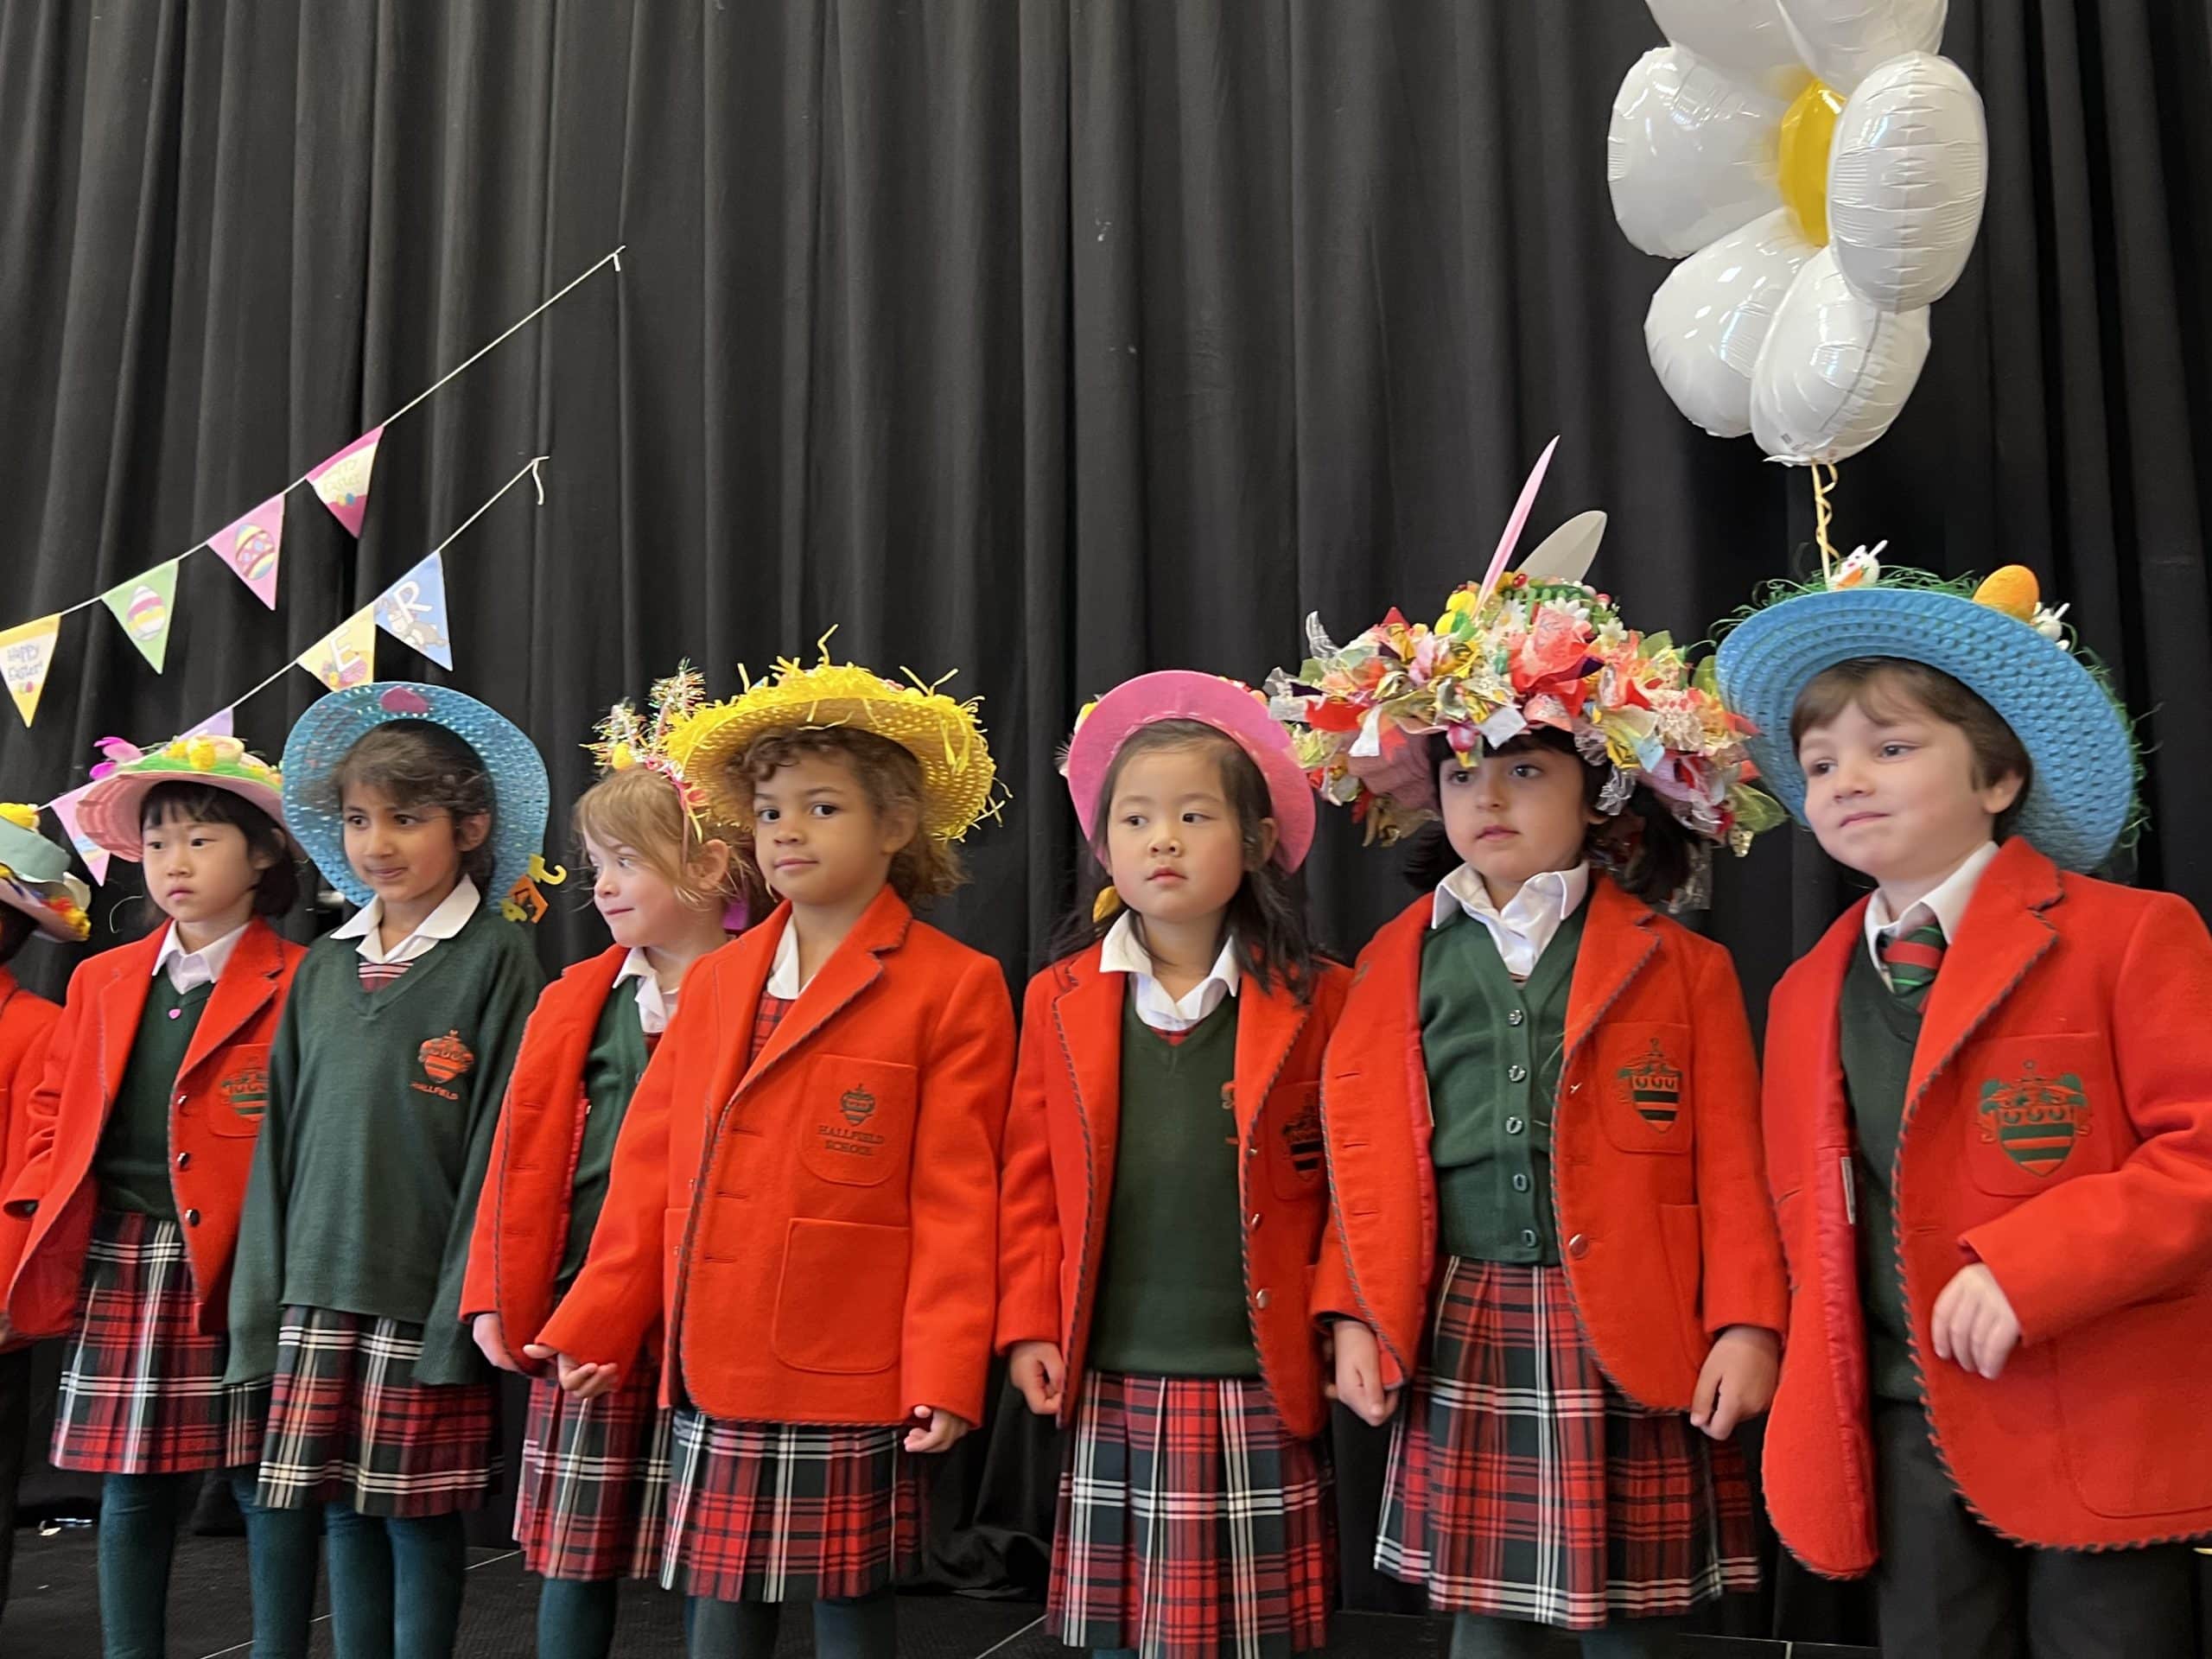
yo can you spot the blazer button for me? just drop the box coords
[1254,1288,1271,1310]
[175,1093,188,1109]
[175,1152,192,1171]
[1248,1212,1263,1230]
[184,1209,202,1227]
[1246,1143,1258,1158]
[1567,1234,1589,1258]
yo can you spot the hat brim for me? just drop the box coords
[1715,588,2133,873]
[74,771,293,863]
[1065,671,1316,870]
[0,870,90,941]
[674,684,997,844]
[281,683,550,909]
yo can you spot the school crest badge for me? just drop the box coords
[840,1084,876,1128]
[1615,1039,1683,1131]
[419,1030,475,1084]
[1280,1102,1325,1179]
[1977,1060,2088,1177]
[217,1065,269,1122]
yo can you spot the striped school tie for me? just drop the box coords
[1880,919,1947,1010]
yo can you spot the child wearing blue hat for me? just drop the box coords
[1716,554,2212,1658]
[226,682,551,1659]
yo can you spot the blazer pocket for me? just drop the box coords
[773,1217,908,1375]
[205,1044,273,1138]
[796,1054,918,1188]
[1954,1033,2116,1198]
[1592,1021,1695,1154]
[2056,1287,2212,1519]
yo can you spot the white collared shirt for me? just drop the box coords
[1431,861,1592,982]
[1863,841,1999,981]
[613,945,677,1036]
[765,920,810,1001]
[332,875,482,967]
[152,920,249,995]
[1097,912,1242,1034]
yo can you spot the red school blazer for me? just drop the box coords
[1314,874,1787,1408]
[1760,837,2212,1573]
[995,946,1351,1440]
[2,919,303,1338]
[0,969,61,1344]
[534,887,1016,1429]
[461,944,634,1364]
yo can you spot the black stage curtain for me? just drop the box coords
[0,0,2206,1642]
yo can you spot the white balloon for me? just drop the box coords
[1609,46,1788,258]
[1827,53,1988,309]
[1777,0,1947,95]
[1644,0,1811,100]
[1645,206,1819,438]
[1749,246,1932,463]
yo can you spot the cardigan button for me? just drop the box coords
[184,1209,201,1227]
[1511,1173,1529,1192]
[1509,1009,1524,1027]
[1567,1234,1589,1258]
[1505,1117,1524,1135]
[1520,1228,1539,1248]
[1507,1065,1528,1084]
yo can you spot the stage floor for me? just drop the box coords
[3,1525,1878,1656]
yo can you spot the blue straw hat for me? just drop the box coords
[1715,563,2134,873]
[281,682,550,909]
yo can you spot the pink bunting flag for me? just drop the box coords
[308,426,385,537]
[48,782,110,885]
[209,493,287,608]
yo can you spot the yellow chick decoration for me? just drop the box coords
[0,803,38,832]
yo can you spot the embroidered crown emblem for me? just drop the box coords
[419,1030,476,1085]
[1977,1061,2088,1177]
[840,1085,877,1128]
[1618,1039,1683,1131]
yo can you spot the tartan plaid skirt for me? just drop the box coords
[50,1210,266,1475]
[1376,1258,1759,1630]
[514,1360,671,1581]
[661,1408,918,1604]
[1048,1370,1335,1658]
[254,1306,499,1518]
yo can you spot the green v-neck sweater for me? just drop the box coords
[225,905,543,1387]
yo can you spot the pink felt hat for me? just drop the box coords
[1062,671,1317,871]
[73,734,292,862]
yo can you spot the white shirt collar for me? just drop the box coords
[1864,842,1999,973]
[1431,861,1591,982]
[765,918,805,1001]
[153,920,250,994]
[613,945,677,1035]
[1097,911,1242,1033]
[332,875,482,965]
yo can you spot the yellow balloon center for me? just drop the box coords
[1777,79,1843,246]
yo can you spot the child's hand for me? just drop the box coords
[472,1312,521,1373]
[904,1407,971,1454]
[1327,1319,1396,1427]
[1930,1263,2022,1379]
[1008,1341,1066,1417]
[522,1343,622,1398]
[1690,1324,1780,1440]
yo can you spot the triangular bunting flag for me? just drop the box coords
[48,782,111,885]
[373,551,454,670]
[209,493,287,608]
[296,607,377,691]
[308,427,384,537]
[99,558,181,673]
[182,706,235,741]
[0,614,60,728]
